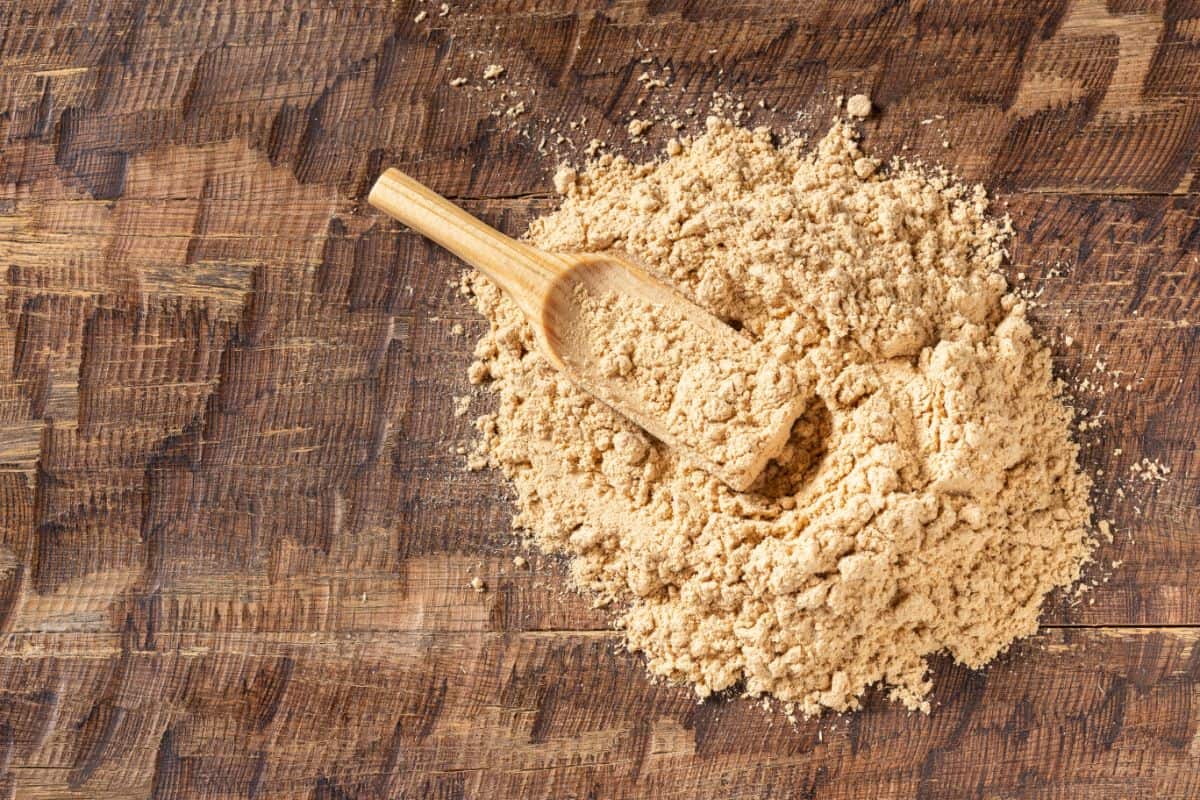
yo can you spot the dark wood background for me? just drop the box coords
[0,1,1197,797]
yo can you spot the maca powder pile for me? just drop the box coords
[463,117,1094,716]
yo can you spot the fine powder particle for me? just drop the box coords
[628,118,653,138]
[846,93,873,119]
[464,117,1094,715]
[571,285,810,490]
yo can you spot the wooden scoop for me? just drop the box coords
[369,168,807,491]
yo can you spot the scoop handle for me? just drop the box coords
[368,168,560,319]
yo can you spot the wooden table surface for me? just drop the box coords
[0,1,1197,798]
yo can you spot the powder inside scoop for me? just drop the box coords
[464,117,1094,717]
[568,285,810,490]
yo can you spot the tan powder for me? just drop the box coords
[627,118,653,138]
[573,285,810,489]
[846,93,873,119]
[464,117,1094,716]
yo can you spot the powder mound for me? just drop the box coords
[465,117,1093,716]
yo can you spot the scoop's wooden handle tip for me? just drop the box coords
[365,166,558,323]
[368,166,399,195]
[367,168,417,222]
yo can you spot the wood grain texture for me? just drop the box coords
[0,0,1197,797]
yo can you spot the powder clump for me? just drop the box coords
[627,118,653,138]
[465,117,1093,716]
[846,93,873,118]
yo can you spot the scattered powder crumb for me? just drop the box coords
[1130,457,1170,482]
[513,556,528,568]
[451,323,465,336]
[453,395,471,417]
[470,577,486,593]
[465,117,1094,717]
[414,10,427,22]
[845,94,872,119]
[484,64,505,80]
[505,102,526,118]
[628,118,653,138]
[438,3,449,16]
[853,157,877,179]
[553,166,577,194]
[466,442,488,471]
[449,77,467,87]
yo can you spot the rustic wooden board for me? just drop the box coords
[0,1,1197,797]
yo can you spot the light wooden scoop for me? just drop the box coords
[369,168,807,491]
